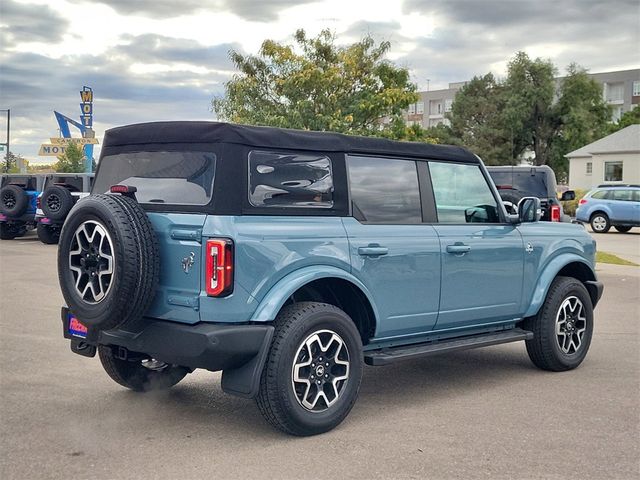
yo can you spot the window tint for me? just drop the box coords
[611,189,633,201]
[590,190,609,200]
[430,162,500,224]
[94,151,215,205]
[347,156,421,224]
[248,150,333,208]
[604,161,623,182]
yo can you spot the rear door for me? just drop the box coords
[93,149,217,323]
[610,189,636,223]
[343,155,441,339]
[429,161,524,330]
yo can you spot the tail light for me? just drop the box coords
[205,239,234,297]
[550,204,561,222]
[579,198,588,205]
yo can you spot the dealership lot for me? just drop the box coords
[1,233,638,480]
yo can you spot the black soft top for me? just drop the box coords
[102,121,478,163]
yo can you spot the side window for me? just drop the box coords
[429,162,500,224]
[590,190,609,200]
[611,189,633,202]
[248,150,333,208]
[346,155,421,224]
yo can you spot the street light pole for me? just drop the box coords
[0,109,9,173]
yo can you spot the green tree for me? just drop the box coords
[3,152,25,173]
[550,63,611,179]
[608,107,640,133]
[213,29,418,137]
[448,73,511,165]
[502,52,558,166]
[54,143,85,173]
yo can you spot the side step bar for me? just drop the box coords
[364,328,533,366]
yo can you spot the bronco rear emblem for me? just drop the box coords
[182,252,195,274]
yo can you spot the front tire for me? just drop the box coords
[98,346,189,392]
[590,212,610,233]
[256,302,363,436]
[523,276,594,372]
[37,223,60,244]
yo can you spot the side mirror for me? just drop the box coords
[561,190,576,201]
[518,197,542,223]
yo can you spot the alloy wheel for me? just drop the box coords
[555,296,587,355]
[68,220,115,304]
[291,329,350,412]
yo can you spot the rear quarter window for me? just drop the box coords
[93,151,215,205]
[248,150,333,208]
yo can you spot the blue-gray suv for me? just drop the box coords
[576,185,640,233]
[57,122,603,435]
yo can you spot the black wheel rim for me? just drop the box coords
[46,194,61,212]
[2,192,16,209]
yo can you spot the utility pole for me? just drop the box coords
[0,109,9,172]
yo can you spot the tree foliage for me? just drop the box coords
[448,52,611,176]
[449,73,510,165]
[2,152,26,173]
[608,106,640,133]
[213,29,418,137]
[54,143,85,173]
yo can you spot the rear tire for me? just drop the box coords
[0,185,29,216]
[37,223,60,244]
[0,223,17,240]
[590,212,610,233]
[98,346,189,392]
[523,276,594,372]
[256,302,363,436]
[614,226,632,233]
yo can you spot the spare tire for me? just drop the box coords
[0,185,29,217]
[42,185,75,220]
[57,194,160,330]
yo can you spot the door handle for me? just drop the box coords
[446,244,471,254]
[358,245,389,257]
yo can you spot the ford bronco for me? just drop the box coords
[57,122,603,436]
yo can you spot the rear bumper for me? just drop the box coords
[61,307,274,397]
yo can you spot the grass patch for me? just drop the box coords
[596,251,638,266]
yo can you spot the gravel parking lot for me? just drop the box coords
[1,232,639,480]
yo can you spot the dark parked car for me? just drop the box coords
[487,165,575,222]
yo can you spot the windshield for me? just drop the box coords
[489,170,552,197]
[93,151,215,205]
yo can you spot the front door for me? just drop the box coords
[428,161,525,330]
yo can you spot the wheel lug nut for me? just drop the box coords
[325,374,329,378]
[317,381,321,385]
[311,363,315,367]
[325,362,329,366]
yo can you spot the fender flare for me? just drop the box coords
[524,254,596,318]
[250,265,380,327]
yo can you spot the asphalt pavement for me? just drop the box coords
[586,226,640,264]
[1,232,639,480]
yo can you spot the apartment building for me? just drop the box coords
[404,69,640,129]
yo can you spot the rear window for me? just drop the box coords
[489,170,552,197]
[94,151,215,205]
[47,175,83,191]
[248,150,333,208]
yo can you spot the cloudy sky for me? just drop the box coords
[1,0,638,162]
